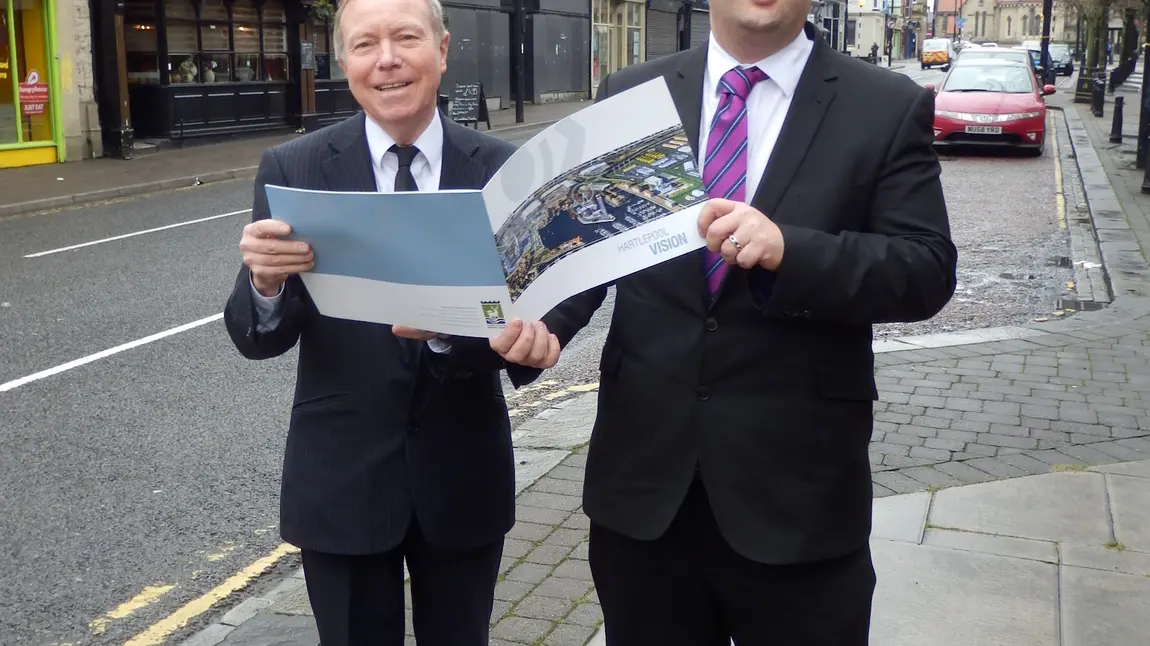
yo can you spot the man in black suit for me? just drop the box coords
[493,2,958,644]
[222,0,557,643]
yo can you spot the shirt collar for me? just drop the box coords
[364,110,444,172]
[705,28,813,99]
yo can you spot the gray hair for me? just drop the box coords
[332,0,448,61]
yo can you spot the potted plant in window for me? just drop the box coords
[309,0,335,24]
[178,56,198,83]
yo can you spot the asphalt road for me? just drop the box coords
[0,123,614,646]
[0,65,1070,645]
[875,65,1074,337]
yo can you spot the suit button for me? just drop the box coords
[705,317,718,331]
[697,386,710,400]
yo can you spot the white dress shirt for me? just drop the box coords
[698,30,814,195]
[250,111,453,352]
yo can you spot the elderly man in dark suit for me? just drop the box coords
[221,0,557,643]
[494,2,959,644]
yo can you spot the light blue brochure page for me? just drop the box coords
[264,185,506,288]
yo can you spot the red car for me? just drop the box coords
[925,58,1056,156]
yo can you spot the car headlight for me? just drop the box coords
[936,110,1042,122]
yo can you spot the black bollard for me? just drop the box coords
[1142,144,1150,193]
[1112,95,1125,143]
[1092,74,1106,117]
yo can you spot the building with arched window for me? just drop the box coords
[955,0,1078,46]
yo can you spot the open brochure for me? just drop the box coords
[265,77,710,338]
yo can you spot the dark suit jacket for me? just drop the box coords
[224,111,525,556]
[511,24,958,565]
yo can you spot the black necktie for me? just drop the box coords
[391,144,419,192]
[389,144,420,361]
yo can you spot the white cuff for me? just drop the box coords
[427,336,452,353]
[249,274,286,333]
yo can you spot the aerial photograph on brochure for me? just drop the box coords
[495,125,707,301]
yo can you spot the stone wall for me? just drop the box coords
[55,0,102,161]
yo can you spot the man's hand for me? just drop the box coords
[697,198,785,271]
[490,319,560,369]
[392,326,438,341]
[239,219,315,297]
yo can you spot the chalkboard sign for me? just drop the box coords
[301,41,315,71]
[448,82,490,130]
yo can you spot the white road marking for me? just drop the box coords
[24,209,251,258]
[0,313,223,393]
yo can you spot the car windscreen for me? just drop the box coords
[1049,44,1070,58]
[942,65,1036,93]
[960,50,1027,63]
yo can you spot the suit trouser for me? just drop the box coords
[300,516,503,646]
[588,476,876,645]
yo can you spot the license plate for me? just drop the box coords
[965,125,1002,134]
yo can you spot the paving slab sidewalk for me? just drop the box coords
[1048,60,1150,308]
[0,99,590,220]
[180,297,1150,646]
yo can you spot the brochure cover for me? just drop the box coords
[266,76,709,338]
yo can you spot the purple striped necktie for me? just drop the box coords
[702,65,769,296]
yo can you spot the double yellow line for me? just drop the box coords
[1051,111,1068,230]
[86,380,601,644]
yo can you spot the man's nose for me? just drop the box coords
[375,42,401,68]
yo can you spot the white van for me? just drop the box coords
[921,38,954,69]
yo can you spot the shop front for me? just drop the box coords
[117,0,296,141]
[93,0,589,154]
[590,0,645,96]
[0,0,65,169]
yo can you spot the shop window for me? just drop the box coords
[1,0,54,145]
[625,2,642,66]
[0,0,14,145]
[314,19,346,81]
[262,0,289,82]
[590,0,612,87]
[125,0,159,84]
[166,0,199,82]
[157,0,290,85]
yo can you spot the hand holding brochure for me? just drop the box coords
[265,77,710,338]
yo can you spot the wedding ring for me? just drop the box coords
[728,234,743,252]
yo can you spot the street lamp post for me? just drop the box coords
[883,0,891,66]
[1138,0,1150,168]
[513,0,525,123]
[1040,0,1053,86]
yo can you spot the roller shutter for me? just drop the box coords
[646,8,678,59]
[690,9,710,47]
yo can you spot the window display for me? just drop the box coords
[1,0,54,146]
[126,0,290,85]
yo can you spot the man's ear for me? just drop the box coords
[440,31,451,72]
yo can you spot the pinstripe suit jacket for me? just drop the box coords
[223,111,523,555]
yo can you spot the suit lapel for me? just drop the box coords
[321,111,378,192]
[747,28,838,219]
[668,46,708,159]
[319,112,414,361]
[661,46,710,313]
[439,120,488,190]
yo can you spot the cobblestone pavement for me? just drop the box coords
[869,304,1150,496]
[187,297,1150,646]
